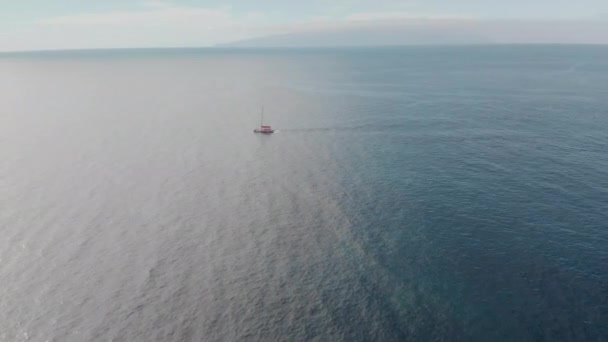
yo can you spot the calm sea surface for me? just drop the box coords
[1,46,607,341]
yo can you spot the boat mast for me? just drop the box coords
[261,106,264,126]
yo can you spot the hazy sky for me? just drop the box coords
[1,0,608,51]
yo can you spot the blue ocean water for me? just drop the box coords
[1,46,607,341]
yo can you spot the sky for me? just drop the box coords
[1,0,608,51]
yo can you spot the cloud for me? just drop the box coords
[41,3,239,28]
[345,11,473,22]
[0,1,271,50]
[142,0,173,9]
[2,1,608,52]
[265,11,476,35]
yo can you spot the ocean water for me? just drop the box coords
[1,46,607,341]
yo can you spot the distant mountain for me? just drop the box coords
[221,19,608,47]
[222,25,492,48]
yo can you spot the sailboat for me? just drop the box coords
[254,106,275,134]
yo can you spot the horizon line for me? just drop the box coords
[2,43,608,55]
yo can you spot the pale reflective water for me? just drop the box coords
[1,46,608,341]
